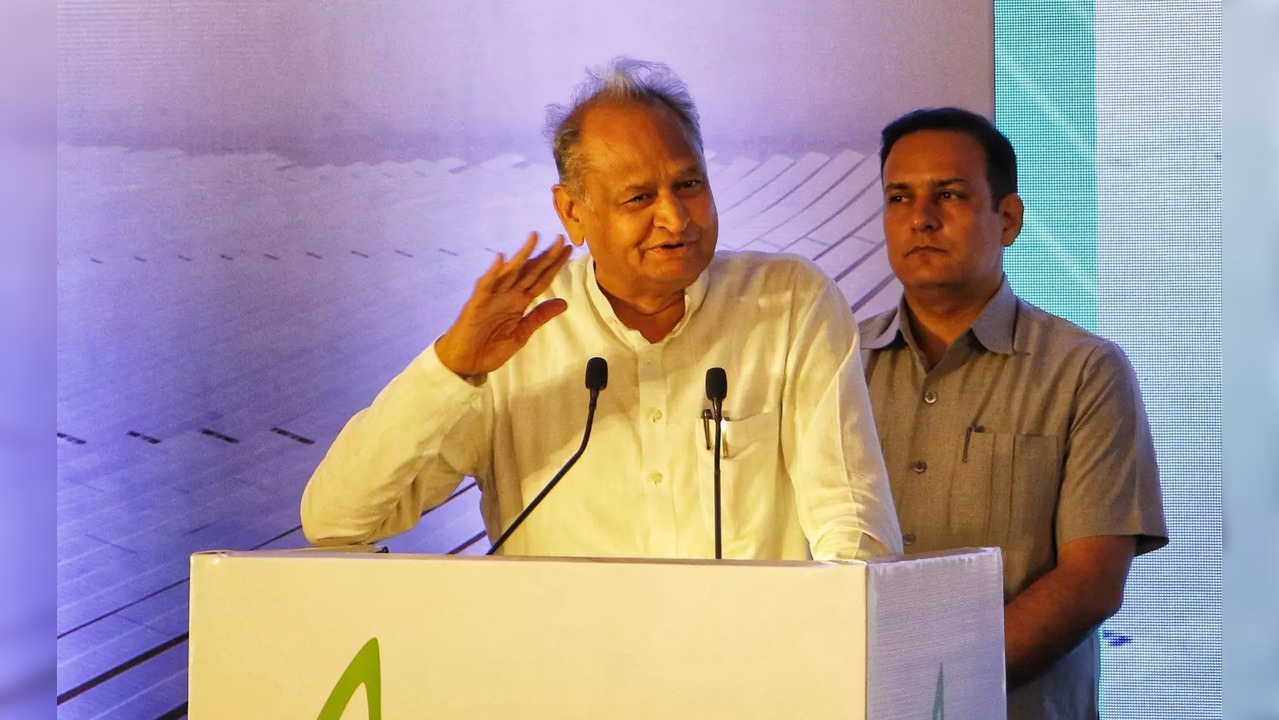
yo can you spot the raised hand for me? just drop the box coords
[434,233,573,378]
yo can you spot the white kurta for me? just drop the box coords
[301,251,902,561]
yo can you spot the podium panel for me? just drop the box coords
[188,549,1004,718]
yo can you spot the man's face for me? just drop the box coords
[881,129,1022,299]
[555,101,718,304]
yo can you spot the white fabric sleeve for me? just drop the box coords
[300,343,491,546]
[782,274,904,561]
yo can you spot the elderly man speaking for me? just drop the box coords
[301,59,900,562]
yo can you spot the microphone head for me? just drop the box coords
[705,367,727,401]
[585,357,609,391]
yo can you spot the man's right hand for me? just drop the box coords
[434,233,573,378]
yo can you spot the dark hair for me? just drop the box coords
[879,107,1018,204]
[544,57,702,202]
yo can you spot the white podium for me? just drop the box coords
[188,548,1005,719]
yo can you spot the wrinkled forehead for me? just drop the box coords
[577,101,704,170]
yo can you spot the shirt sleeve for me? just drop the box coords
[299,343,492,546]
[781,272,904,560]
[1056,341,1168,555]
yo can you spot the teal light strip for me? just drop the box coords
[994,0,1097,331]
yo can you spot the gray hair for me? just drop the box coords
[544,57,703,201]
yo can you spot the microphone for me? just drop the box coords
[488,357,608,555]
[705,367,727,560]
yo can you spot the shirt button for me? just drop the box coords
[649,408,663,422]
[648,471,663,484]
[902,532,917,546]
[912,460,927,474]
[923,390,938,404]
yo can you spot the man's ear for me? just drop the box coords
[552,184,588,247]
[998,193,1024,248]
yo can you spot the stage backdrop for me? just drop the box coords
[55,1,1220,718]
[998,2,1221,718]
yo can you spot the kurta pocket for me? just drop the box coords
[696,411,782,552]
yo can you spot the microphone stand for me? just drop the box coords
[488,357,608,555]
[705,367,727,560]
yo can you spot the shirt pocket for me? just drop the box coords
[1004,433,1062,583]
[695,410,782,550]
[948,429,999,547]
[953,432,1061,550]
[973,432,1061,596]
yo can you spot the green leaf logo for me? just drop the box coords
[316,637,382,720]
[932,663,945,720]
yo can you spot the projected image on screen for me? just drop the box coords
[997,2,1221,719]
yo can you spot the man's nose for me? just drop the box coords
[653,191,690,233]
[911,198,940,231]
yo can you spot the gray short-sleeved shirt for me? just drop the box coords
[859,279,1168,720]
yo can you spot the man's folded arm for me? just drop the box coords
[1004,533,1135,688]
[783,274,903,561]
[1007,340,1166,686]
[300,344,490,546]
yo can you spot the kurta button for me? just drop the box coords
[902,532,917,546]
[912,460,927,474]
[648,471,663,484]
[923,390,938,404]
[649,408,663,422]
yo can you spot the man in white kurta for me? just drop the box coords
[300,59,901,561]
[302,250,900,560]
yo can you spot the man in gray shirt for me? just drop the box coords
[859,107,1167,720]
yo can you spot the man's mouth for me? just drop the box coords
[649,240,693,251]
[906,245,945,256]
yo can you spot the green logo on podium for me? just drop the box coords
[317,637,383,720]
[932,663,945,720]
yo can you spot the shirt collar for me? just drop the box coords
[583,252,711,343]
[858,275,1018,355]
[860,297,908,351]
[968,277,1017,355]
